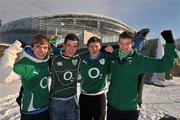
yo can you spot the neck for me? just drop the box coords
[120,49,133,54]
[118,49,133,59]
[90,52,100,60]
[62,51,72,58]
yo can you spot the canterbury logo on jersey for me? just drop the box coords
[57,62,63,66]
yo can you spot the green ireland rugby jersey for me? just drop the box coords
[80,52,110,95]
[50,51,80,98]
[14,57,49,112]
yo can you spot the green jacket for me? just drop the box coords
[107,43,178,111]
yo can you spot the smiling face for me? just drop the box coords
[118,38,134,54]
[118,31,135,54]
[63,40,79,57]
[32,42,49,60]
[31,34,50,60]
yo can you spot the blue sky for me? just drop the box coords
[0,0,180,38]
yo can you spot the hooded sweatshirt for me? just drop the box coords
[0,40,49,113]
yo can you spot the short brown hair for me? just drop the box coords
[87,36,102,47]
[31,33,51,49]
[119,31,134,41]
[64,33,79,44]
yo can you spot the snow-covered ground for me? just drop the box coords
[139,77,180,120]
[0,81,21,120]
[0,78,180,120]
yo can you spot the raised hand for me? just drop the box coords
[161,30,174,43]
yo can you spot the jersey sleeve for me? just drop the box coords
[13,60,26,80]
[139,43,178,73]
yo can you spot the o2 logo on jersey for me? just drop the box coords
[88,67,100,79]
[63,71,73,81]
[40,77,48,89]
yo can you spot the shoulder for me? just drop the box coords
[15,57,31,65]
[79,50,88,59]
[13,58,28,75]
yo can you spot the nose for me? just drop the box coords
[123,44,127,49]
[68,47,74,51]
[92,46,98,50]
[40,47,47,53]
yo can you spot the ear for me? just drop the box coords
[132,42,135,48]
[100,44,102,49]
[117,41,121,47]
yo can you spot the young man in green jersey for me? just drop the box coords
[107,30,178,120]
[79,36,110,120]
[49,34,81,120]
[79,29,149,120]
[0,34,51,120]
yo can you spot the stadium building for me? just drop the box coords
[0,14,133,47]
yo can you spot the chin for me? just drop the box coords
[121,51,128,54]
[37,55,46,60]
[37,57,44,60]
[69,53,75,56]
